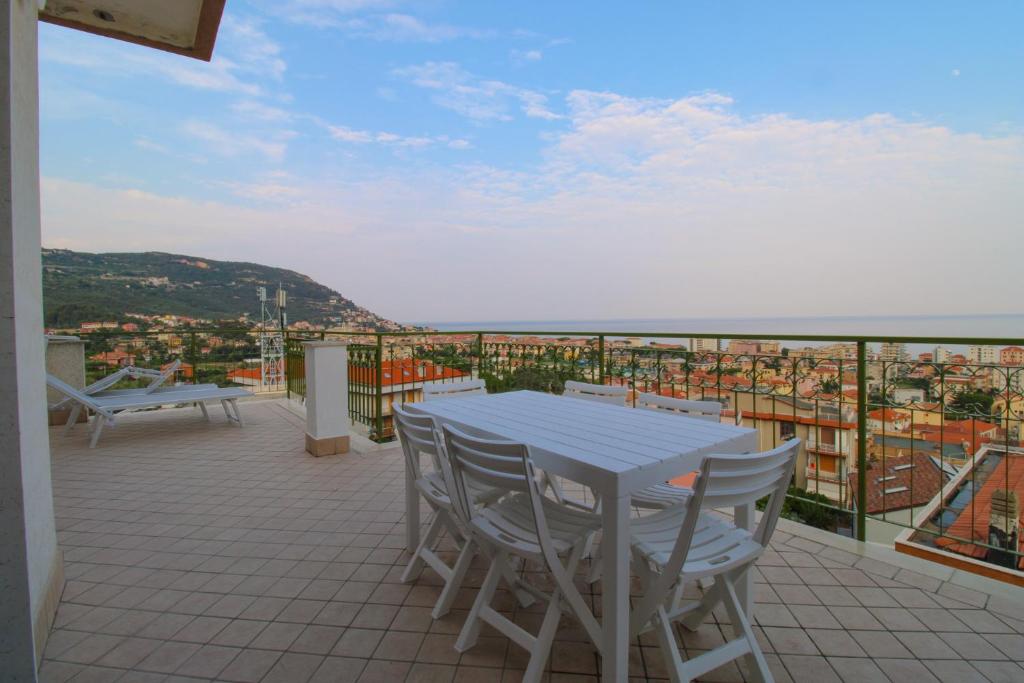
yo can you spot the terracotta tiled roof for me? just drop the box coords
[349,359,468,386]
[935,453,1024,569]
[850,452,947,513]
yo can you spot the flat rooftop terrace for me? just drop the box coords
[41,400,1024,682]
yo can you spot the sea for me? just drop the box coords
[409,314,1024,355]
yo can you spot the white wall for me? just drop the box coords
[0,1,60,677]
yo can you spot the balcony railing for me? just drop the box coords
[284,328,1024,581]
[77,326,1024,581]
[75,328,305,395]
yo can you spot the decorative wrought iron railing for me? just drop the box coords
[77,326,1024,575]
[289,329,1024,575]
[75,328,300,395]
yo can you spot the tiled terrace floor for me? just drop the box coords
[41,401,1024,683]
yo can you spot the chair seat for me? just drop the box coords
[631,506,763,580]
[417,471,504,509]
[631,482,692,509]
[472,493,601,558]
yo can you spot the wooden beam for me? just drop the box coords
[39,0,226,62]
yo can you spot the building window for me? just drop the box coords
[780,422,796,441]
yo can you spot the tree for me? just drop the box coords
[948,390,994,419]
[818,377,840,394]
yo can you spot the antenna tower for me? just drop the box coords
[257,285,286,386]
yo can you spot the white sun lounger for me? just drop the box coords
[50,359,190,412]
[47,374,252,448]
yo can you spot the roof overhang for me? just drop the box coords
[39,0,226,62]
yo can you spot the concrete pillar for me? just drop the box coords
[45,336,86,425]
[1,2,63,678]
[303,341,350,456]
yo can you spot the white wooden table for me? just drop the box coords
[406,390,758,683]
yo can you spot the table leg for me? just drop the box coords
[406,462,419,554]
[600,493,629,682]
[735,502,753,616]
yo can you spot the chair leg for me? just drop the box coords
[63,405,81,436]
[89,416,107,448]
[401,510,445,583]
[653,605,685,683]
[523,587,563,682]
[432,539,475,619]
[720,573,772,683]
[455,552,504,652]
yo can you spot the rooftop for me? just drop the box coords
[43,401,1024,682]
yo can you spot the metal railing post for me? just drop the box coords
[188,331,198,384]
[856,340,867,542]
[374,333,384,442]
[598,334,605,384]
[477,332,484,378]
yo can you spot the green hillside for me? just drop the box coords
[42,249,398,329]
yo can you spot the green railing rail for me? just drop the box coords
[293,329,1023,569]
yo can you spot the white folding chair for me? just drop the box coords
[442,424,603,682]
[394,406,505,618]
[422,378,487,400]
[563,379,628,405]
[628,439,799,683]
[630,393,722,510]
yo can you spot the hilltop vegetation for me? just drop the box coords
[42,249,397,329]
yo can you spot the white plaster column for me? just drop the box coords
[1,1,62,678]
[303,341,350,456]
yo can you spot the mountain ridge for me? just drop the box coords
[42,248,400,330]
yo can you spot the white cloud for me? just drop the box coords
[133,138,169,153]
[510,49,543,65]
[182,120,293,161]
[41,92,1024,322]
[218,15,287,81]
[39,16,286,97]
[326,125,374,143]
[231,100,294,122]
[395,61,561,121]
[357,13,495,42]
[270,2,490,41]
[326,122,468,149]
[952,69,961,77]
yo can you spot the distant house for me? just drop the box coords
[89,350,136,368]
[349,359,470,438]
[1001,346,1024,367]
[163,361,193,380]
[121,322,139,332]
[227,367,264,386]
[849,452,950,515]
[867,408,910,433]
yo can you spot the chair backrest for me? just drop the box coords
[630,439,799,635]
[50,367,132,410]
[422,378,487,401]
[441,424,561,563]
[668,439,799,576]
[392,405,444,480]
[635,392,722,422]
[563,380,628,406]
[46,374,113,417]
[143,359,180,393]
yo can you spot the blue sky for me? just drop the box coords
[39,1,1024,323]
